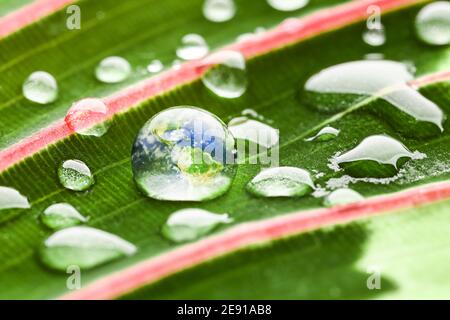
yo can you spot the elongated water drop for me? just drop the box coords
[41,203,87,230]
[415,1,450,46]
[228,117,279,149]
[177,34,209,61]
[267,0,309,11]
[323,188,364,207]
[23,71,58,104]
[247,167,314,198]
[304,60,445,137]
[201,50,247,98]
[203,0,236,22]
[132,107,236,201]
[40,226,136,271]
[65,98,110,137]
[162,208,232,242]
[58,160,94,191]
[305,126,340,142]
[96,56,131,83]
[147,59,164,74]
[330,135,425,178]
[0,187,30,210]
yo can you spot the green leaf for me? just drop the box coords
[0,0,450,299]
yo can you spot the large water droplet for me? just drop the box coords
[132,107,236,201]
[58,160,95,191]
[65,98,110,137]
[95,56,131,83]
[40,226,137,271]
[201,50,247,99]
[162,208,232,242]
[228,117,279,149]
[203,0,236,23]
[147,59,164,74]
[362,24,386,46]
[41,203,88,230]
[22,71,58,104]
[415,1,450,46]
[0,186,30,210]
[176,34,209,61]
[247,167,315,197]
[330,135,426,178]
[304,60,445,137]
[323,188,364,207]
[267,0,309,11]
[305,126,340,142]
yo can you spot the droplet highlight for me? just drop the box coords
[65,98,110,137]
[41,203,87,229]
[415,1,450,46]
[177,34,209,61]
[147,59,164,74]
[228,117,279,149]
[323,188,364,207]
[201,50,247,98]
[40,226,136,271]
[131,107,236,201]
[0,187,30,211]
[58,160,95,191]
[267,0,309,11]
[305,126,340,142]
[23,71,58,104]
[203,0,236,23]
[95,56,131,84]
[247,167,315,198]
[162,208,232,243]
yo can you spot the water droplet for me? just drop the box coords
[176,34,209,61]
[228,117,279,148]
[41,203,87,229]
[147,59,164,74]
[162,208,232,242]
[362,24,386,46]
[171,59,182,70]
[132,107,236,201]
[58,160,94,191]
[40,226,136,271]
[201,50,247,98]
[329,135,426,178]
[415,1,450,46]
[22,71,58,104]
[304,60,445,137]
[0,187,30,210]
[267,0,309,11]
[305,126,340,142]
[247,167,315,197]
[203,0,236,23]
[323,188,364,207]
[95,56,131,83]
[65,98,110,137]
[364,53,385,60]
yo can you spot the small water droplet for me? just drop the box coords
[323,188,364,207]
[147,59,164,74]
[65,98,110,137]
[247,167,315,197]
[329,135,426,178]
[22,71,58,104]
[162,208,232,242]
[132,107,236,201]
[41,203,87,229]
[0,187,30,210]
[201,50,247,98]
[176,34,209,61]
[40,226,136,271]
[305,126,340,142]
[228,117,279,148]
[415,1,450,46]
[362,24,386,46]
[304,60,445,137]
[364,53,385,60]
[95,56,131,83]
[267,0,309,11]
[58,160,95,191]
[203,0,236,23]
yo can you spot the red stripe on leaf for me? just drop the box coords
[0,0,75,38]
[61,181,450,300]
